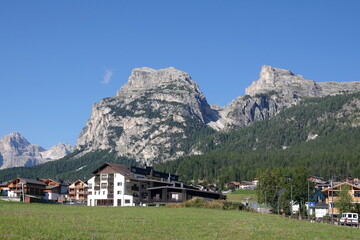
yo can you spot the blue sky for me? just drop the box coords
[1,1,359,148]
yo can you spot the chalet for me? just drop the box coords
[322,182,360,215]
[68,180,89,203]
[87,162,225,207]
[39,179,70,202]
[226,181,240,190]
[7,178,47,202]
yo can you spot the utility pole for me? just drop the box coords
[331,179,334,224]
[20,182,25,203]
[265,191,267,213]
[307,181,310,220]
[290,185,293,217]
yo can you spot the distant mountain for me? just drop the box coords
[76,67,217,165]
[214,65,360,130]
[0,132,74,169]
[76,65,360,165]
[157,91,360,184]
[1,65,360,182]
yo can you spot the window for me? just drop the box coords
[117,191,122,195]
[103,191,105,195]
[125,199,130,204]
[101,183,107,188]
[101,174,108,180]
[89,183,92,188]
[117,182,122,186]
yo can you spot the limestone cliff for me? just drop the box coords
[75,65,360,165]
[77,67,218,164]
[218,65,360,129]
[0,132,73,169]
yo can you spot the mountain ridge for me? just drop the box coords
[0,132,74,169]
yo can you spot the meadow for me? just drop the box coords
[225,189,257,202]
[0,200,359,240]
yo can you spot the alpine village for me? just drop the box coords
[2,65,360,237]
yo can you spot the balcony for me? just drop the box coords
[94,186,100,191]
[131,186,139,191]
[107,193,114,199]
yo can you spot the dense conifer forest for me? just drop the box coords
[1,92,360,185]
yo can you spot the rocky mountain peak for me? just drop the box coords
[0,132,73,169]
[245,65,320,98]
[77,66,218,164]
[116,67,199,99]
[3,132,31,149]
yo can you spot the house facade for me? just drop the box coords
[87,162,225,207]
[68,180,89,203]
[322,182,360,215]
[6,178,47,202]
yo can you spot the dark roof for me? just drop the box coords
[310,190,327,202]
[19,178,47,186]
[0,181,9,187]
[91,162,133,177]
[45,185,60,190]
[314,202,329,209]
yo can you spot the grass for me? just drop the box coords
[0,200,359,240]
[226,189,257,202]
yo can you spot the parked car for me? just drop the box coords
[339,213,358,226]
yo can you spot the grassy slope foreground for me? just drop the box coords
[0,201,359,240]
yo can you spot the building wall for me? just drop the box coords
[87,173,133,207]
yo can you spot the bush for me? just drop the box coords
[166,198,251,211]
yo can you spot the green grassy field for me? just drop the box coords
[225,189,257,202]
[0,200,359,240]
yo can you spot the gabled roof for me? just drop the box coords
[91,162,133,177]
[69,179,89,188]
[227,181,240,186]
[321,182,360,193]
[9,178,47,186]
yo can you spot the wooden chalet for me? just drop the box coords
[68,179,89,203]
[322,182,360,215]
[7,178,47,202]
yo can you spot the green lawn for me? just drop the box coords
[0,200,359,240]
[226,189,257,202]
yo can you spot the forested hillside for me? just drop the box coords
[156,92,360,186]
[1,92,360,184]
[0,150,136,182]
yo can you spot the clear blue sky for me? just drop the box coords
[1,1,359,148]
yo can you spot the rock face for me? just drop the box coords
[0,132,73,169]
[217,65,360,129]
[76,65,360,165]
[41,143,74,160]
[77,67,218,164]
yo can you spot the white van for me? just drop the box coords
[340,213,358,226]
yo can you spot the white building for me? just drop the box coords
[87,164,133,206]
[87,162,224,207]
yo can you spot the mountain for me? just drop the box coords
[0,132,74,169]
[74,65,360,165]
[77,67,217,164]
[1,65,360,181]
[157,91,360,185]
[215,65,360,129]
